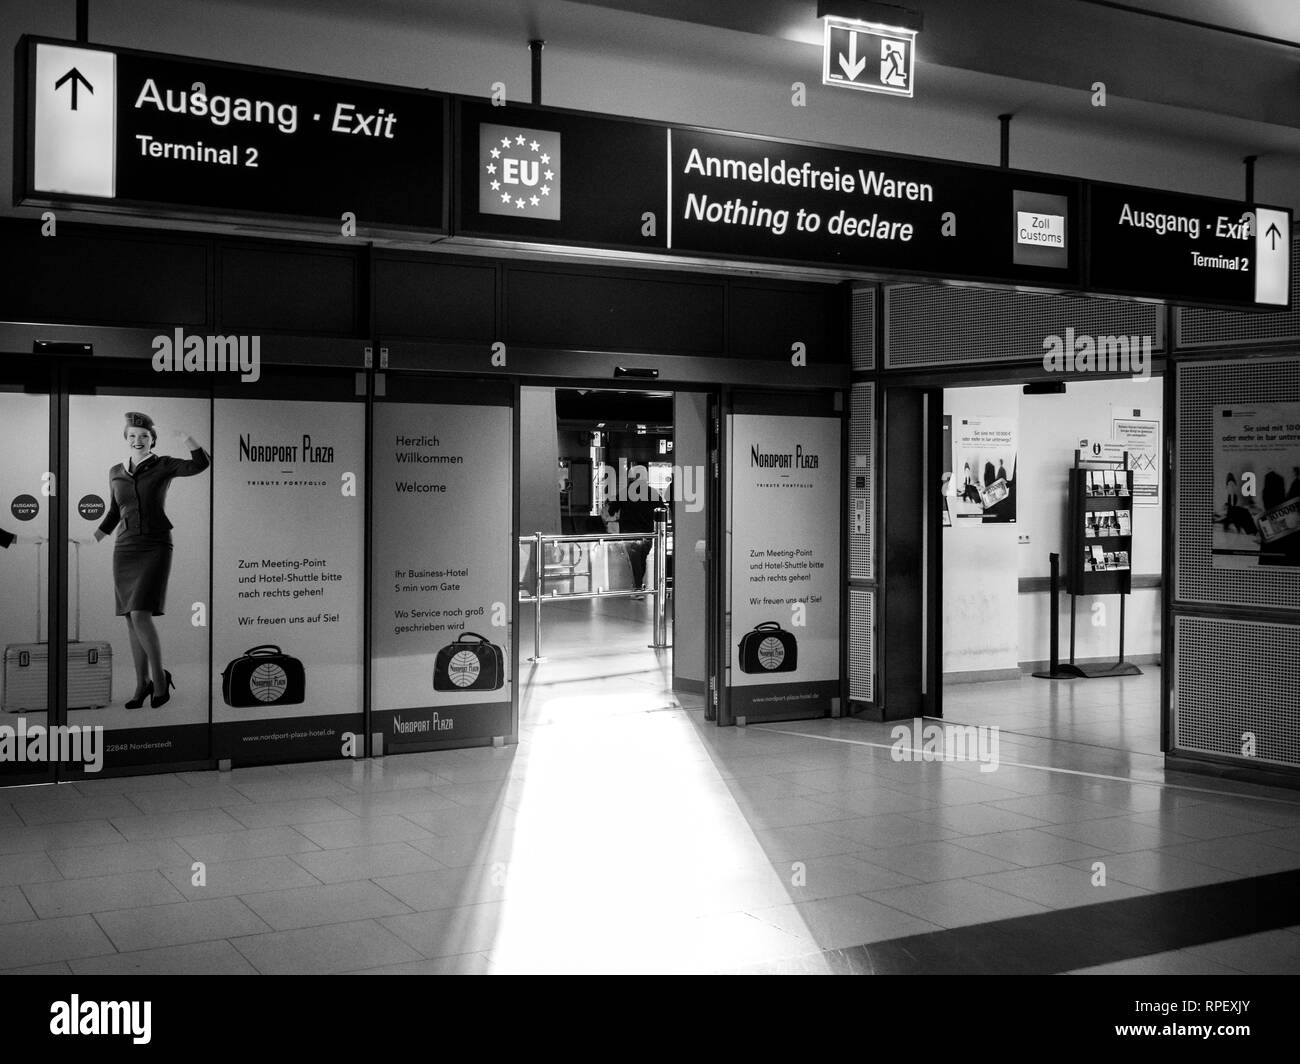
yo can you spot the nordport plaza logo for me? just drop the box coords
[151,328,261,382]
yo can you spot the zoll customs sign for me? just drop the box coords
[18,36,447,232]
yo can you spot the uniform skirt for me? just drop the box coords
[112,534,173,616]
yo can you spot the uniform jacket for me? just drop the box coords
[98,449,210,538]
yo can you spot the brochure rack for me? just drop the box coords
[1060,450,1143,678]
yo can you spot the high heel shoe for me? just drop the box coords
[125,680,153,710]
[150,671,175,709]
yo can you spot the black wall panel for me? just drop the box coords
[218,244,360,336]
[372,255,496,340]
[730,282,847,363]
[0,221,208,329]
[504,268,725,355]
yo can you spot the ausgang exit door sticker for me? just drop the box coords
[479,123,561,220]
[33,43,117,198]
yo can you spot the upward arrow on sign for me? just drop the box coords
[54,66,93,110]
[838,33,866,80]
[1266,222,1282,249]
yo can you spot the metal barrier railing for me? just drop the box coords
[519,518,670,662]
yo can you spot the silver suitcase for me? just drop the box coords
[2,539,112,712]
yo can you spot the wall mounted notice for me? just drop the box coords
[1212,403,1300,569]
[951,416,1017,524]
[212,399,364,762]
[728,414,841,720]
[1109,411,1160,506]
[370,403,513,747]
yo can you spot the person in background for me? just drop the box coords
[617,496,655,599]
[93,412,209,710]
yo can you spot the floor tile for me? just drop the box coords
[1178,931,1300,974]
[0,915,115,966]
[0,850,64,887]
[109,809,248,842]
[857,840,1023,882]
[865,879,1054,929]
[230,919,423,975]
[968,864,1151,910]
[27,869,185,918]
[70,940,259,975]
[94,897,272,952]
[293,814,433,850]
[47,839,193,879]
[176,825,319,863]
[239,880,413,930]
[0,885,36,925]
[161,855,321,899]
[379,902,506,958]
[289,841,446,883]
[750,894,941,951]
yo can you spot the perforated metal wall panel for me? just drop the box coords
[849,382,874,582]
[1175,356,1300,609]
[852,286,876,371]
[884,284,1164,369]
[849,587,875,703]
[1177,240,1300,348]
[1174,615,1300,769]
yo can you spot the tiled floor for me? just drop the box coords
[0,604,1297,974]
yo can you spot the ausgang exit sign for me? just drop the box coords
[822,17,916,98]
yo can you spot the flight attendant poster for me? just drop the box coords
[212,398,364,763]
[727,413,841,721]
[370,402,514,749]
[65,395,212,770]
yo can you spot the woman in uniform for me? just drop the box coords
[93,412,209,709]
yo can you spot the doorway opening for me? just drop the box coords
[937,376,1164,762]
[517,386,711,726]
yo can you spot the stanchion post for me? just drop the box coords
[1033,552,1081,679]
[651,517,668,648]
[529,531,547,663]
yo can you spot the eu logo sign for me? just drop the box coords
[479,123,561,220]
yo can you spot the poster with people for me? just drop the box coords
[951,416,1018,524]
[65,395,212,767]
[211,398,364,762]
[1212,403,1300,569]
[370,402,514,748]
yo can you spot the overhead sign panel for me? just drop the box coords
[1088,184,1292,309]
[822,17,916,98]
[20,36,448,233]
[668,128,1081,287]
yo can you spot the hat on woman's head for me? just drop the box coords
[123,411,157,442]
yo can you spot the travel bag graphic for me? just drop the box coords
[433,633,505,691]
[737,621,798,674]
[3,539,112,712]
[221,644,306,707]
